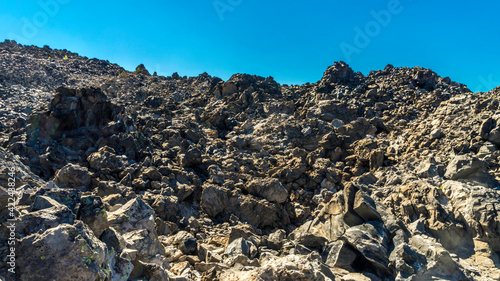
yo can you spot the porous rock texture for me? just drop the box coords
[1,40,500,280]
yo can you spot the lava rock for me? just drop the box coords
[17,221,111,281]
[53,163,91,190]
[245,178,288,204]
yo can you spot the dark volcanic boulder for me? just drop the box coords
[318,61,363,92]
[27,87,118,142]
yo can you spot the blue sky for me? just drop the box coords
[1,0,499,91]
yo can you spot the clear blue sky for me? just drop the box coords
[1,0,499,91]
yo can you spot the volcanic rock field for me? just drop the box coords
[1,40,500,280]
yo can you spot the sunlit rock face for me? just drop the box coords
[1,40,500,281]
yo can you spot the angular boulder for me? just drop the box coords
[17,221,111,281]
[245,178,288,204]
[53,163,91,190]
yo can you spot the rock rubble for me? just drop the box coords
[1,40,500,280]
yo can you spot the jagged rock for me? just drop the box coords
[352,190,381,222]
[16,204,76,238]
[0,186,12,222]
[267,229,287,250]
[130,260,169,281]
[174,231,197,254]
[385,181,471,251]
[318,61,362,91]
[442,180,500,251]
[101,227,126,253]
[488,129,500,145]
[151,195,180,221]
[343,184,365,226]
[1,41,499,280]
[142,167,162,181]
[225,224,256,246]
[53,163,91,190]
[109,254,134,281]
[416,157,442,178]
[289,231,328,248]
[17,221,111,281]
[444,154,483,180]
[322,240,359,270]
[480,117,495,139]
[107,197,165,261]
[294,191,349,242]
[408,235,469,280]
[42,188,81,213]
[245,177,288,204]
[87,146,130,172]
[220,254,334,281]
[31,195,62,211]
[78,195,109,237]
[135,64,150,76]
[343,221,391,276]
[224,238,258,260]
[0,147,45,189]
[200,184,228,217]
[198,243,223,263]
[369,150,384,170]
[178,145,202,168]
[97,180,135,200]
[27,87,117,142]
[389,243,426,279]
[318,132,340,149]
[155,217,173,236]
[227,194,287,228]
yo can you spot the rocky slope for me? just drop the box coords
[1,39,499,281]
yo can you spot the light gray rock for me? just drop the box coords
[108,197,165,261]
[220,254,334,281]
[389,243,426,279]
[430,128,444,139]
[17,221,112,281]
[416,158,440,178]
[442,180,500,252]
[246,178,288,204]
[17,204,76,238]
[444,154,483,180]
[288,231,329,248]
[224,237,258,260]
[409,235,469,280]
